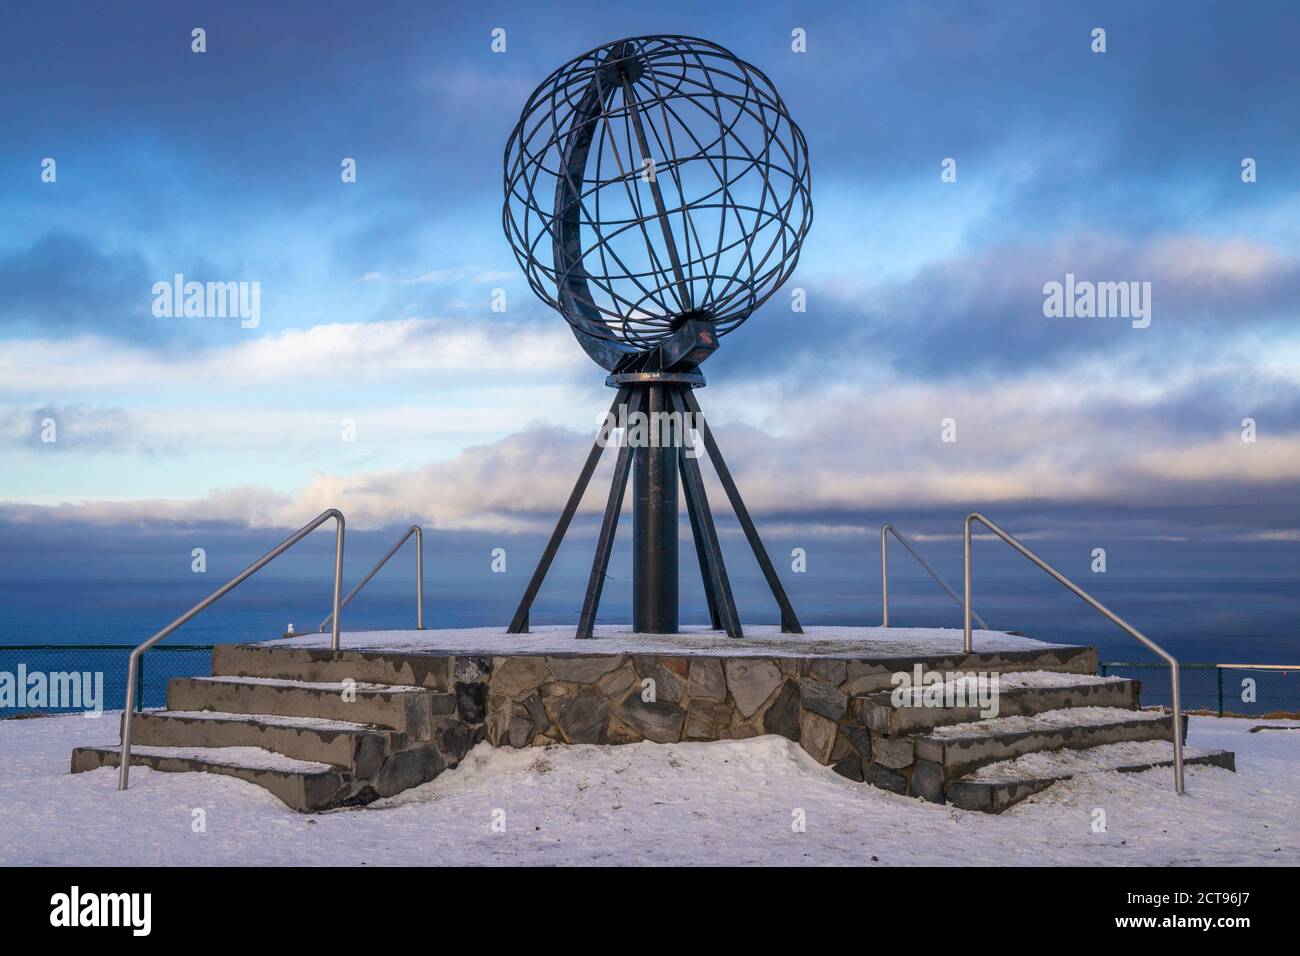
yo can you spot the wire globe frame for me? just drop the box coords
[503,35,812,365]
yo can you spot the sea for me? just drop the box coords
[1,528,1297,715]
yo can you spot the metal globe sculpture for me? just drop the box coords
[504,36,810,639]
[503,35,812,369]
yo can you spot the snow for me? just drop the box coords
[927,706,1166,739]
[199,676,425,693]
[891,669,1124,705]
[267,624,1063,659]
[160,711,376,732]
[2,712,1295,866]
[973,670,1125,689]
[962,739,1216,783]
[98,744,337,774]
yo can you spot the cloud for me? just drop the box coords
[0,234,155,340]
[717,232,1300,383]
[6,370,1298,538]
[0,403,146,453]
[399,268,514,286]
[0,316,583,394]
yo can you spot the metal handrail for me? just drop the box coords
[963,511,1184,794]
[319,524,424,633]
[118,508,346,791]
[881,524,988,630]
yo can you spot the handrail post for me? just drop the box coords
[1171,658,1185,793]
[331,514,345,652]
[880,525,889,627]
[415,525,425,630]
[319,524,423,635]
[120,646,142,781]
[962,515,973,653]
[882,523,988,631]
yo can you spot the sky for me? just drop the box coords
[1,1,1298,628]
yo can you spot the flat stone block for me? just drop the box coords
[833,753,865,782]
[685,699,733,739]
[632,655,688,703]
[761,681,801,740]
[866,761,909,795]
[596,661,639,703]
[838,723,872,759]
[686,657,727,701]
[546,655,625,683]
[809,659,848,685]
[618,695,686,743]
[724,658,782,718]
[547,686,610,744]
[870,732,915,769]
[800,677,848,720]
[910,759,946,804]
[490,656,551,697]
[799,710,837,764]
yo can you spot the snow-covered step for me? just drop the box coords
[128,710,403,776]
[167,676,454,737]
[70,744,351,812]
[912,707,1183,778]
[945,740,1237,813]
[213,643,452,691]
[861,671,1139,735]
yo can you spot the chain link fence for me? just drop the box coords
[0,645,213,717]
[1099,661,1300,718]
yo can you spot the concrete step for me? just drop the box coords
[945,740,1237,813]
[167,676,454,738]
[212,643,451,691]
[912,707,1185,779]
[861,671,1140,736]
[128,710,402,776]
[70,744,351,812]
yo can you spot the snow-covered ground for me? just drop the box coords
[2,713,1295,866]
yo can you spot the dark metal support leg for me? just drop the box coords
[680,446,722,629]
[678,387,803,633]
[508,388,630,633]
[576,389,643,639]
[671,388,742,638]
[633,384,679,633]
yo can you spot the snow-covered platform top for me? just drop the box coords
[264,624,1076,661]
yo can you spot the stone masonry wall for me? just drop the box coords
[417,644,1095,802]
[429,652,906,785]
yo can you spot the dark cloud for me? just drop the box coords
[706,232,1300,386]
[0,235,155,339]
[0,233,291,346]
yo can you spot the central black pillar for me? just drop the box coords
[632,384,679,632]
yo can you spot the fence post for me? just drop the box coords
[135,654,145,712]
[1216,666,1224,718]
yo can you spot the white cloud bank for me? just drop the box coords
[0,316,582,394]
[6,375,1298,535]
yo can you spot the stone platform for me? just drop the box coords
[72,625,1232,812]
[270,623,1061,660]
